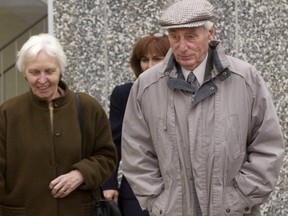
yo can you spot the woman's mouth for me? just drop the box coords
[38,85,49,90]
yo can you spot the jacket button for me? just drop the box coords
[54,130,61,136]
[209,86,215,91]
[222,71,227,76]
[226,208,231,213]
[244,207,250,211]
[159,210,163,214]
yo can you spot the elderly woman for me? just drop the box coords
[0,33,117,216]
[103,33,170,216]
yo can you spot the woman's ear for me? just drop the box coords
[23,73,27,81]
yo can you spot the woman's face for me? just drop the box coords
[140,53,165,72]
[25,50,61,102]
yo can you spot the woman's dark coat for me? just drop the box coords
[0,81,117,216]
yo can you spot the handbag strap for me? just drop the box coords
[75,93,84,159]
[75,93,105,199]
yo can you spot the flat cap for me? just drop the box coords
[159,0,214,29]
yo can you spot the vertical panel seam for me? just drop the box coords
[103,0,109,112]
[235,0,239,57]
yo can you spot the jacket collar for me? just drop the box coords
[165,41,231,89]
[208,41,231,80]
[164,41,232,106]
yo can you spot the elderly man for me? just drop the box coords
[121,0,284,215]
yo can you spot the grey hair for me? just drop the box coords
[16,33,67,75]
[203,21,214,31]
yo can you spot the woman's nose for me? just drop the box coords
[37,73,47,83]
[148,60,154,68]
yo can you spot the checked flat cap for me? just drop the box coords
[160,0,214,29]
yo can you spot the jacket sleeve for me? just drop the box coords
[121,80,164,210]
[235,70,285,206]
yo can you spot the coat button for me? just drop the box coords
[222,71,227,76]
[54,130,61,136]
[244,207,250,211]
[159,210,163,214]
[226,208,231,213]
[209,86,215,91]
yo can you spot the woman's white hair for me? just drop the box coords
[16,33,67,75]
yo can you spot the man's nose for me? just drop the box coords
[178,38,188,51]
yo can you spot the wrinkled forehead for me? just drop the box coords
[168,27,204,34]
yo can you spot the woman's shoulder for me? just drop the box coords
[75,92,104,112]
[112,82,133,96]
[114,82,133,91]
[0,93,30,110]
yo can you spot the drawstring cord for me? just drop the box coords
[164,86,169,131]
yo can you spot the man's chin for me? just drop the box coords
[179,57,200,68]
[180,62,195,70]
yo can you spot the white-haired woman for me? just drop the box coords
[0,33,117,216]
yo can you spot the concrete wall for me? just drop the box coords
[53,0,287,215]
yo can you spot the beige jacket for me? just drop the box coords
[122,42,284,216]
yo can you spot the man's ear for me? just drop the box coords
[208,25,215,41]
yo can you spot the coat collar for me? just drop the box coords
[164,41,232,106]
[165,41,231,86]
[30,80,73,108]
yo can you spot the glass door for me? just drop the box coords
[0,0,48,103]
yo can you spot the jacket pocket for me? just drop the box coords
[148,189,169,216]
[223,186,251,215]
[0,205,26,216]
[154,117,174,164]
[222,114,242,160]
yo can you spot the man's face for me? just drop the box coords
[168,26,215,70]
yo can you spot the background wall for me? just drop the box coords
[53,0,287,215]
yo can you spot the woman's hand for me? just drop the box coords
[49,170,84,198]
[103,189,119,203]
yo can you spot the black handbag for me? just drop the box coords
[76,93,122,216]
[93,187,122,216]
